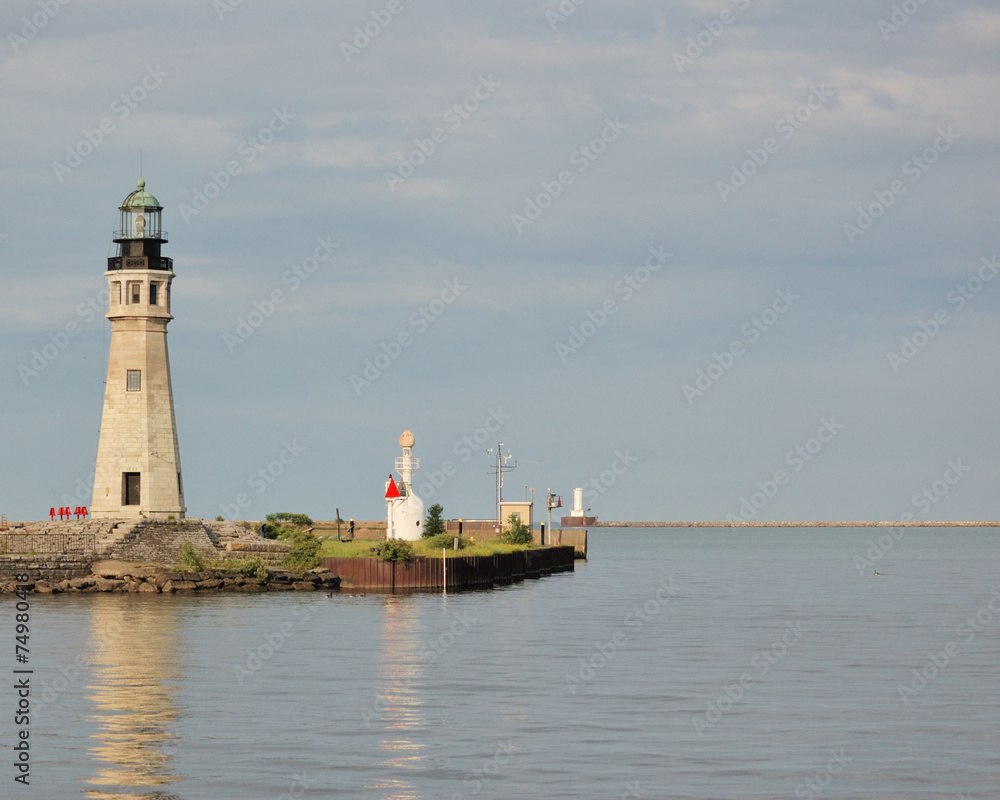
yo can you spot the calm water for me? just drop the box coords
[6,527,1000,799]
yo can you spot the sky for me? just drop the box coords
[1,0,999,524]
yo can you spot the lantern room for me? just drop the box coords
[109,179,172,272]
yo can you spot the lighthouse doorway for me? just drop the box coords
[123,473,141,506]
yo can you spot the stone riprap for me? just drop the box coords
[1,561,339,595]
[0,519,295,590]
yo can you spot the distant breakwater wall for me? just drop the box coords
[592,521,1000,528]
[321,546,575,593]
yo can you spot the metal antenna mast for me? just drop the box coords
[487,443,517,526]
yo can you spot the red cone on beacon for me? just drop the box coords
[385,474,400,499]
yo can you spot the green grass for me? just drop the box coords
[318,537,540,559]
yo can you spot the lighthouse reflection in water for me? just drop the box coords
[368,597,427,800]
[84,597,182,799]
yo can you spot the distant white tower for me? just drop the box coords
[91,179,185,520]
[386,429,425,540]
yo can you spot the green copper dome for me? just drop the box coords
[121,178,162,210]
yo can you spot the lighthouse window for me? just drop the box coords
[128,282,141,304]
[149,282,159,305]
[112,282,121,305]
[126,370,141,392]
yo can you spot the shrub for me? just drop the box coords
[259,522,280,539]
[215,515,225,522]
[266,512,314,527]
[225,556,268,581]
[424,532,465,550]
[281,530,321,570]
[423,503,446,538]
[379,538,416,563]
[178,540,205,571]
[500,514,533,545]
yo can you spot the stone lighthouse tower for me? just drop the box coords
[91,179,185,520]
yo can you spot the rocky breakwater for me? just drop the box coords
[0,560,340,595]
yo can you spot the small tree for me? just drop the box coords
[281,530,321,570]
[423,503,446,538]
[501,513,533,545]
[380,538,416,563]
[178,540,205,571]
[266,512,314,527]
[261,511,313,540]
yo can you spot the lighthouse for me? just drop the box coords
[90,179,185,520]
[385,429,425,540]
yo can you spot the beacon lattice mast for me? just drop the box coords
[395,429,419,494]
[91,179,185,520]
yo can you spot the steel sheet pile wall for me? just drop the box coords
[320,546,575,593]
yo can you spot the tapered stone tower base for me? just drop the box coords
[91,180,185,520]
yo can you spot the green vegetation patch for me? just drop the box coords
[500,513,533,545]
[280,530,321,570]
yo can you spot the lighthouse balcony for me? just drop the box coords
[107,256,174,271]
[113,228,168,242]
